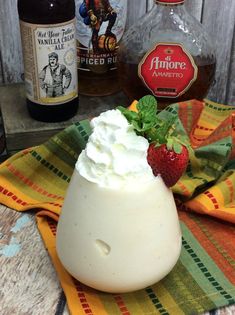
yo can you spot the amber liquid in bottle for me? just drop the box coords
[18,0,79,122]
[77,43,120,96]
[77,70,120,97]
[119,60,216,110]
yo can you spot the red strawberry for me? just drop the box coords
[147,143,189,187]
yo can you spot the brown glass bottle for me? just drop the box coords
[75,0,127,96]
[18,0,79,122]
[118,0,216,110]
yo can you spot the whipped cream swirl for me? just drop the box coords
[76,109,155,189]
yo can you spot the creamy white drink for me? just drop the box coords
[56,109,182,293]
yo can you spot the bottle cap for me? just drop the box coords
[156,0,184,4]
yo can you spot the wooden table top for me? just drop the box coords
[0,205,234,315]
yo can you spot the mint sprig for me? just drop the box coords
[118,95,159,133]
[117,95,190,152]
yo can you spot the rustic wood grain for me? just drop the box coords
[185,0,204,21]
[0,61,3,85]
[202,0,235,105]
[126,0,147,27]
[0,0,23,83]
[0,206,62,315]
[226,34,235,105]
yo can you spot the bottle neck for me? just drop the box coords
[155,0,187,16]
[18,0,75,24]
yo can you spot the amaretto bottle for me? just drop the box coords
[18,0,78,122]
[118,0,216,110]
[76,0,127,96]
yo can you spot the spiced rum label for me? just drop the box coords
[20,19,78,105]
[138,43,198,98]
[76,0,127,73]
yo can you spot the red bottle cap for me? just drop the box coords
[156,0,185,4]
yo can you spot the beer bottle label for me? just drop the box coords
[19,19,78,105]
[76,0,127,74]
[138,43,198,98]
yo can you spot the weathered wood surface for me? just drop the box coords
[0,204,234,315]
[0,0,23,84]
[202,0,235,104]
[0,0,234,105]
[0,205,69,315]
[0,83,128,154]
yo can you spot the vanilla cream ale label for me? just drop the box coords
[75,0,127,73]
[20,19,78,105]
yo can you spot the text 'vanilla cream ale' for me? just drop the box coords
[118,0,216,110]
[76,0,127,96]
[18,0,78,122]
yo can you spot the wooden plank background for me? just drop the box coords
[0,0,234,105]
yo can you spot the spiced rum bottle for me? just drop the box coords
[18,0,78,122]
[76,0,127,96]
[118,0,216,110]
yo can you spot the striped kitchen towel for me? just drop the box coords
[0,99,234,315]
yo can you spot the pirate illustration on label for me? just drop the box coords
[79,0,117,53]
[39,52,72,97]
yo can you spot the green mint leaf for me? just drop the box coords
[137,95,158,113]
[137,95,158,131]
[117,106,139,124]
[132,120,143,132]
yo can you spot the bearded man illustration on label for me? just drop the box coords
[79,0,117,53]
[39,52,72,98]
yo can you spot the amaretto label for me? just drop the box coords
[20,20,78,105]
[138,43,198,98]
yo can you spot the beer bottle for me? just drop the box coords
[118,0,216,110]
[76,0,127,96]
[18,0,78,122]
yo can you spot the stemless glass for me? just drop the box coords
[56,169,182,293]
